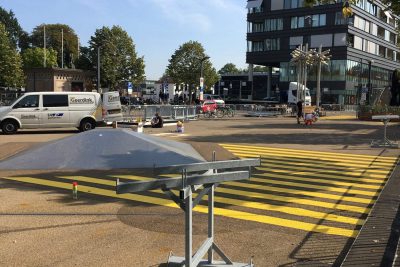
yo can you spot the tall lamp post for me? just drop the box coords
[97,46,101,93]
[367,59,374,105]
[200,56,210,101]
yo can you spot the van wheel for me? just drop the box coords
[79,119,96,132]
[1,120,18,135]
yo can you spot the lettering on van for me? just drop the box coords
[21,115,37,119]
[48,113,64,119]
[70,97,94,105]
[108,95,120,103]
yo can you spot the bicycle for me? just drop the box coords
[216,106,235,118]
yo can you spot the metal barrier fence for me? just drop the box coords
[122,105,197,122]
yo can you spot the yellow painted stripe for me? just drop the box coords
[260,157,392,174]
[247,176,381,195]
[225,181,376,204]
[255,166,388,182]
[57,175,363,225]
[223,147,397,167]
[252,173,384,190]
[220,143,398,162]
[1,176,358,237]
[113,175,371,213]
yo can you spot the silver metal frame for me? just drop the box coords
[116,153,260,267]
[371,116,399,148]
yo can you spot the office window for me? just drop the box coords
[252,41,264,52]
[284,0,304,9]
[265,18,283,31]
[311,34,332,48]
[271,0,284,10]
[265,38,280,51]
[312,14,326,27]
[354,36,362,50]
[334,33,347,46]
[252,22,264,32]
[290,36,303,49]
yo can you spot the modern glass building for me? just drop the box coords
[246,0,400,105]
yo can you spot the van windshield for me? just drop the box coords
[9,94,25,106]
[212,95,222,100]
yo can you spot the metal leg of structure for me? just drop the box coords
[371,119,398,148]
[167,152,254,267]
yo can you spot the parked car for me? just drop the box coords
[203,94,225,106]
[262,97,279,104]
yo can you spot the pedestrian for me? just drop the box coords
[151,113,164,128]
[296,100,303,124]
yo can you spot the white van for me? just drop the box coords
[0,91,114,134]
[101,91,123,123]
[288,82,311,106]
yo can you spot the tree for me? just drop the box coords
[75,46,93,70]
[166,40,218,103]
[0,7,29,50]
[31,24,78,68]
[218,63,240,75]
[88,25,145,90]
[0,23,24,87]
[253,65,268,72]
[21,47,58,68]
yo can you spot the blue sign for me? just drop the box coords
[127,82,133,90]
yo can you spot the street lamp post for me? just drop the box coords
[97,46,101,93]
[200,56,210,102]
[367,59,374,105]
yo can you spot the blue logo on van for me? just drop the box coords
[48,113,64,119]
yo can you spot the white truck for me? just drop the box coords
[288,82,311,106]
[0,91,122,134]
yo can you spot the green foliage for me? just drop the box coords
[218,63,240,75]
[88,25,145,89]
[166,40,218,101]
[31,24,78,68]
[0,23,24,87]
[75,46,92,70]
[21,47,58,68]
[0,7,28,49]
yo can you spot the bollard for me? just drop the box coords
[72,182,78,199]
[136,118,143,133]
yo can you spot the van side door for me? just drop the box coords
[41,94,70,128]
[10,94,42,129]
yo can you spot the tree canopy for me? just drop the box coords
[31,24,78,68]
[21,47,58,69]
[218,63,240,75]
[0,7,29,50]
[166,40,219,102]
[88,25,145,90]
[0,23,24,87]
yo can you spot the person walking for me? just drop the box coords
[296,100,303,124]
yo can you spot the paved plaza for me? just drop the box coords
[0,113,399,266]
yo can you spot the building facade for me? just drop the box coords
[246,0,400,105]
[25,68,94,92]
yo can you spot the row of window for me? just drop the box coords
[14,95,69,108]
[280,60,391,88]
[291,14,326,29]
[348,15,397,44]
[348,34,398,61]
[247,18,283,33]
[247,39,280,52]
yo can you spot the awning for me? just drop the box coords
[384,10,393,19]
[246,0,263,9]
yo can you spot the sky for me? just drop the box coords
[2,0,248,80]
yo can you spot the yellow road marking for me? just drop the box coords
[247,176,381,195]
[2,176,358,237]
[223,147,396,167]
[114,175,371,214]
[225,181,375,203]
[255,165,388,181]
[56,175,363,225]
[251,173,384,190]
[260,157,392,174]
[220,144,398,162]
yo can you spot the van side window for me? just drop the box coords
[13,95,39,109]
[43,95,69,107]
